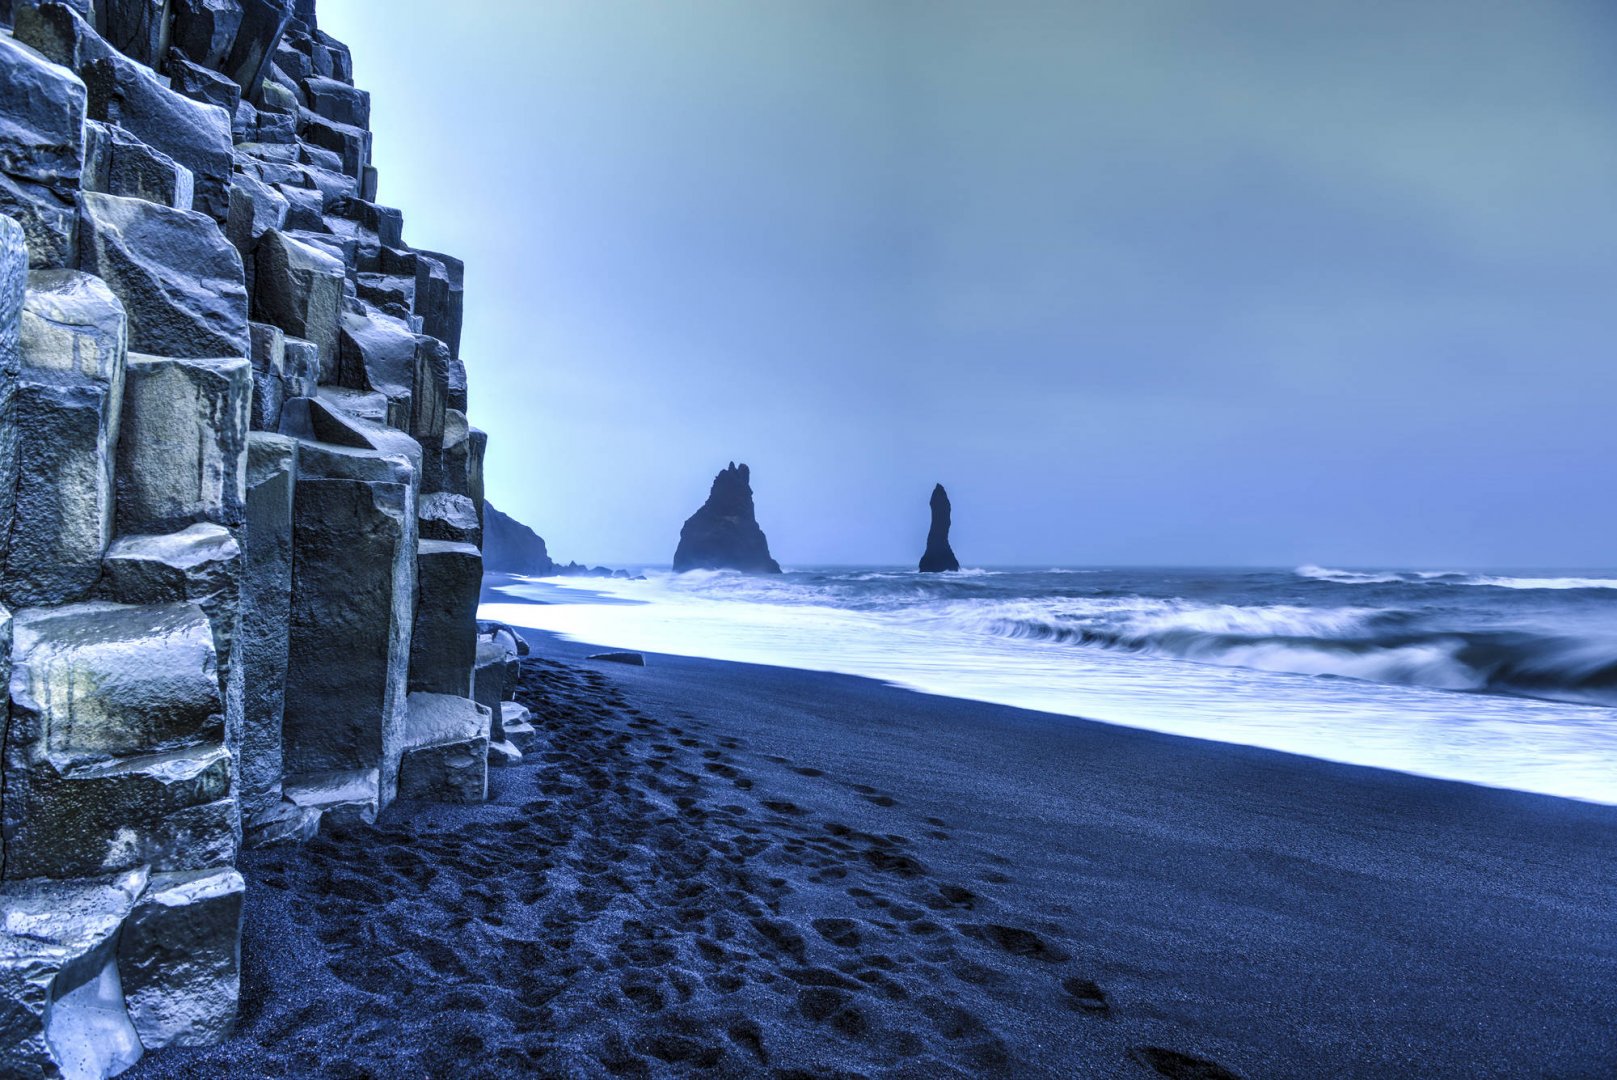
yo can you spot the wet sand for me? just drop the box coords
[131,630,1617,1079]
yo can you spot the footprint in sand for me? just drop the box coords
[1128,1046,1244,1079]
[1062,976,1111,1015]
[962,923,1072,963]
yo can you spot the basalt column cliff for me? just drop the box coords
[0,4,534,1075]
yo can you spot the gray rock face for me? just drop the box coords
[238,433,295,827]
[418,491,479,545]
[82,119,196,210]
[0,216,25,577]
[166,53,243,118]
[78,190,250,359]
[337,306,415,429]
[0,34,84,266]
[80,49,234,218]
[3,269,126,608]
[94,0,168,68]
[284,459,415,811]
[482,501,555,576]
[224,172,287,256]
[0,869,148,1080]
[3,601,233,881]
[115,867,245,1049]
[0,4,491,1071]
[117,352,250,533]
[171,0,245,70]
[222,0,291,97]
[500,701,538,752]
[252,227,341,374]
[672,462,782,574]
[0,31,86,188]
[0,171,77,268]
[397,692,489,804]
[408,539,480,697]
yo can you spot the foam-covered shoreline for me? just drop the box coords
[481,572,1617,805]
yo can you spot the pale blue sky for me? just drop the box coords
[320,0,1617,568]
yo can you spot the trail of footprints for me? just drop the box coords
[213,656,1240,1079]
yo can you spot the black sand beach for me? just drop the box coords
[131,631,1617,1079]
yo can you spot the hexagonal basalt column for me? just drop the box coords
[284,444,416,812]
[2,269,127,609]
[2,601,235,882]
[0,869,149,1079]
[117,352,251,534]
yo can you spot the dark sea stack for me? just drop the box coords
[0,2,517,1074]
[673,461,782,574]
[482,500,556,577]
[919,483,960,573]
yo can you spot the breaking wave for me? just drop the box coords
[958,597,1617,706]
[1297,565,1617,591]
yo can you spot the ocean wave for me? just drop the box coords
[948,597,1617,706]
[1297,565,1617,590]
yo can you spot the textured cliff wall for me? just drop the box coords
[0,3,530,1075]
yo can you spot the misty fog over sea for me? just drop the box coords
[483,565,1617,805]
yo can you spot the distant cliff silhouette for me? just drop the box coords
[919,483,961,573]
[673,463,782,574]
[483,502,556,576]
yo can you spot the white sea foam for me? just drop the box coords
[1297,564,1617,590]
[484,571,1617,804]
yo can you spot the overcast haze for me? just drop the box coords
[320,0,1617,568]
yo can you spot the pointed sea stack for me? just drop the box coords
[919,483,961,573]
[673,462,782,573]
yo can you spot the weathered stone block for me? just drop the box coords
[3,601,233,880]
[418,492,479,544]
[239,432,294,828]
[397,693,489,804]
[82,119,195,210]
[408,540,480,698]
[116,867,245,1049]
[338,307,415,429]
[94,0,167,68]
[117,352,250,533]
[413,249,462,358]
[0,31,87,187]
[78,190,249,359]
[285,464,415,810]
[410,333,449,445]
[0,217,24,576]
[224,173,287,256]
[165,51,243,117]
[3,269,125,608]
[252,227,340,376]
[80,50,234,218]
[0,172,77,269]
[0,869,148,1080]
[224,0,291,97]
[282,334,318,397]
[473,636,514,741]
[301,75,367,129]
[298,110,368,181]
[501,701,538,753]
[171,0,244,69]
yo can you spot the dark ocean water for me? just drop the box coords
[483,565,1617,803]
